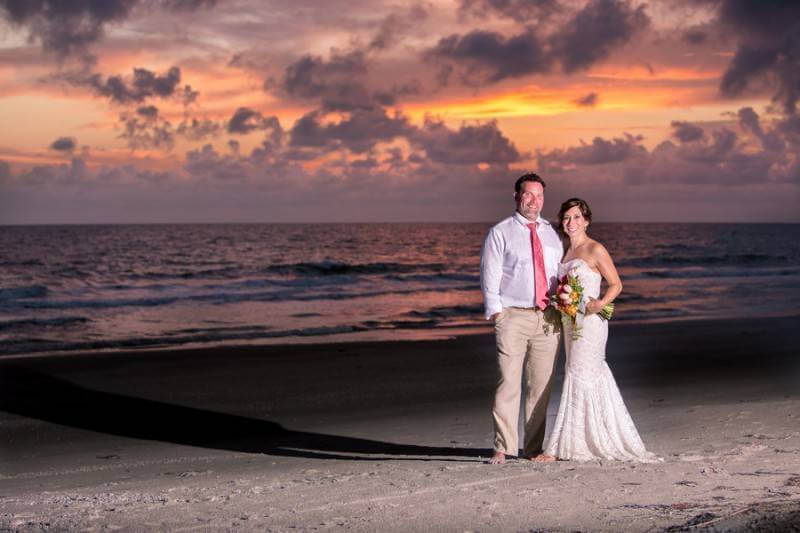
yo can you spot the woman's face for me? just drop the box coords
[562,205,589,237]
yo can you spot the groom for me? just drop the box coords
[480,173,563,464]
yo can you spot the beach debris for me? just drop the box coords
[178,470,212,477]
[766,488,792,497]
[674,480,698,487]
[774,448,800,454]
[732,469,795,477]
[699,465,727,476]
[784,476,800,487]
[617,502,697,512]
[744,433,777,439]
[664,511,717,531]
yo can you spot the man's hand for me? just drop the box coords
[491,312,502,323]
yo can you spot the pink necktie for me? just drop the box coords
[528,223,549,310]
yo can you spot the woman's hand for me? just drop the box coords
[585,297,602,315]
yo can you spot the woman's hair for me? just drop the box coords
[557,197,593,231]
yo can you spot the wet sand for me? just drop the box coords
[1,316,799,531]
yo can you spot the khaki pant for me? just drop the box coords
[493,307,561,457]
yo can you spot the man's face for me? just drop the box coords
[515,180,544,220]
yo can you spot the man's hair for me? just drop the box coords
[514,173,546,194]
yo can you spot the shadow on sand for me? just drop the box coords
[0,365,487,462]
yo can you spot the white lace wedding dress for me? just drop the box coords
[543,258,659,462]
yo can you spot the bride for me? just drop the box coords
[535,198,659,462]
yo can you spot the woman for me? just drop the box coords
[535,198,659,462]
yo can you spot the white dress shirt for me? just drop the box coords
[480,212,564,320]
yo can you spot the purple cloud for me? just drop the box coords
[550,0,649,73]
[574,92,598,107]
[426,29,551,85]
[49,136,77,152]
[671,121,705,143]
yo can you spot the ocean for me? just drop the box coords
[1,222,798,357]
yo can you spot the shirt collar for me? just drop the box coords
[513,211,549,227]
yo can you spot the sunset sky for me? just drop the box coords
[0,0,798,223]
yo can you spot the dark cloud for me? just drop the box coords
[69,66,190,105]
[179,84,200,107]
[279,50,381,111]
[13,157,90,186]
[184,144,249,181]
[160,0,217,9]
[717,0,800,42]
[176,118,223,141]
[348,157,380,170]
[286,106,520,167]
[136,105,159,119]
[250,119,285,160]
[625,133,771,185]
[775,114,800,147]
[116,109,229,149]
[118,115,175,150]
[49,136,77,152]
[550,0,649,73]
[737,107,763,137]
[274,40,424,110]
[719,45,780,97]
[411,118,522,165]
[227,107,278,135]
[538,108,799,186]
[390,80,423,97]
[716,1,800,115]
[458,0,561,23]
[368,4,430,51]
[538,134,645,172]
[671,121,705,143]
[427,0,647,87]
[682,29,708,45]
[574,92,598,107]
[382,147,406,170]
[0,0,217,63]
[284,115,318,149]
[290,108,412,154]
[738,107,785,152]
[426,29,551,85]
[0,0,136,62]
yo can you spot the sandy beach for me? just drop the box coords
[1,316,799,532]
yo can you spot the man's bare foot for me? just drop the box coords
[532,454,557,462]
[522,450,543,460]
[488,451,506,464]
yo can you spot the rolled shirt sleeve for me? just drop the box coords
[480,227,504,320]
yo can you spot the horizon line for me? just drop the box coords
[1,220,797,226]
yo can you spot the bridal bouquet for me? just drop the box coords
[552,269,614,340]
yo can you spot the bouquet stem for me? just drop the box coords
[598,302,614,320]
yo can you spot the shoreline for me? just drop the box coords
[3,311,798,362]
[2,315,799,531]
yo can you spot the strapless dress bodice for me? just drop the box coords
[559,258,601,299]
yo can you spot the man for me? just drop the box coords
[480,173,563,464]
